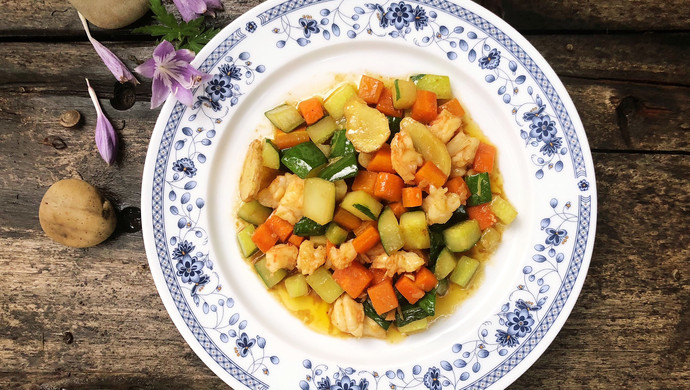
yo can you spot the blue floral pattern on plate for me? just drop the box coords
[142,0,596,389]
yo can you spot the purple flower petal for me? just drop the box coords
[173,48,196,64]
[79,13,138,85]
[134,58,157,78]
[86,79,118,165]
[152,40,176,63]
[150,75,170,109]
[171,78,195,106]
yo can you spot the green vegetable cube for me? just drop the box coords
[303,178,336,225]
[392,79,417,109]
[330,129,355,157]
[280,141,328,178]
[399,211,430,249]
[411,74,452,100]
[237,225,258,258]
[284,274,310,297]
[434,248,457,280]
[237,200,272,225]
[307,116,338,144]
[262,139,280,169]
[491,195,518,224]
[264,104,305,133]
[340,191,383,221]
[306,266,343,303]
[254,257,287,288]
[450,256,480,287]
[325,222,348,245]
[324,83,357,120]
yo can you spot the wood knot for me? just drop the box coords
[63,331,74,344]
[110,81,137,111]
[42,136,67,150]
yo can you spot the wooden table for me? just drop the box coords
[1,1,688,388]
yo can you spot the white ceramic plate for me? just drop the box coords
[141,0,597,388]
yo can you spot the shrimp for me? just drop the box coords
[446,131,480,177]
[428,109,462,144]
[296,240,326,275]
[370,250,425,278]
[423,185,462,225]
[328,240,358,270]
[264,244,298,273]
[330,294,365,337]
[362,317,387,338]
[257,173,304,224]
[391,130,424,184]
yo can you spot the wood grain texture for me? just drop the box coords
[1,0,688,388]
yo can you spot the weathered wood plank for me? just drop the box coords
[0,153,687,389]
[1,0,689,39]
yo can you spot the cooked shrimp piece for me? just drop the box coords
[391,130,424,184]
[423,185,462,225]
[328,240,358,270]
[330,294,365,337]
[296,240,326,275]
[362,316,387,338]
[257,173,304,225]
[446,131,480,177]
[264,244,298,273]
[428,109,462,144]
[371,250,425,277]
[359,243,384,264]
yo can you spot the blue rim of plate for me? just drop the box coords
[141,0,597,389]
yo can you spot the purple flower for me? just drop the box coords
[134,40,211,109]
[545,228,567,246]
[299,17,320,38]
[78,12,138,85]
[423,367,442,390]
[506,308,535,337]
[172,0,223,22]
[86,79,118,165]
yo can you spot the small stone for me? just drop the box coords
[566,44,574,51]
[42,136,67,150]
[59,110,81,127]
[672,269,680,281]
[63,331,74,344]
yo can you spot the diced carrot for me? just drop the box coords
[367,145,396,173]
[376,87,403,117]
[370,268,390,286]
[251,223,279,253]
[358,75,385,105]
[402,187,423,208]
[265,214,294,242]
[333,261,374,298]
[273,127,309,149]
[445,177,471,203]
[395,274,425,304]
[414,267,438,292]
[352,225,380,254]
[415,161,447,190]
[467,203,497,230]
[388,202,407,218]
[438,98,465,117]
[352,170,379,196]
[473,142,496,173]
[411,89,438,124]
[287,233,305,247]
[354,220,376,237]
[333,208,362,231]
[367,279,399,315]
[297,97,324,125]
[374,172,404,203]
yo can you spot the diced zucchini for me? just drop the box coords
[400,117,451,177]
[378,207,404,254]
[330,129,355,157]
[465,172,492,206]
[334,180,347,201]
[284,274,310,297]
[280,141,328,178]
[392,79,417,109]
[303,177,336,225]
[340,191,383,221]
[315,143,331,157]
[443,219,481,252]
[237,224,258,258]
[262,139,280,169]
[310,235,328,246]
[430,205,468,232]
[411,74,452,100]
[344,99,390,153]
[436,278,449,296]
[237,200,272,225]
[264,103,305,133]
[318,154,358,182]
[434,248,457,280]
[450,255,480,287]
[254,257,287,288]
[307,116,338,144]
[396,317,428,334]
[399,211,430,249]
[306,266,343,303]
[324,83,358,120]
[293,216,327,237]
[491,195,518,224]
[325,222,348,245]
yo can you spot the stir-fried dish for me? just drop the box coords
[236,73,517,338]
